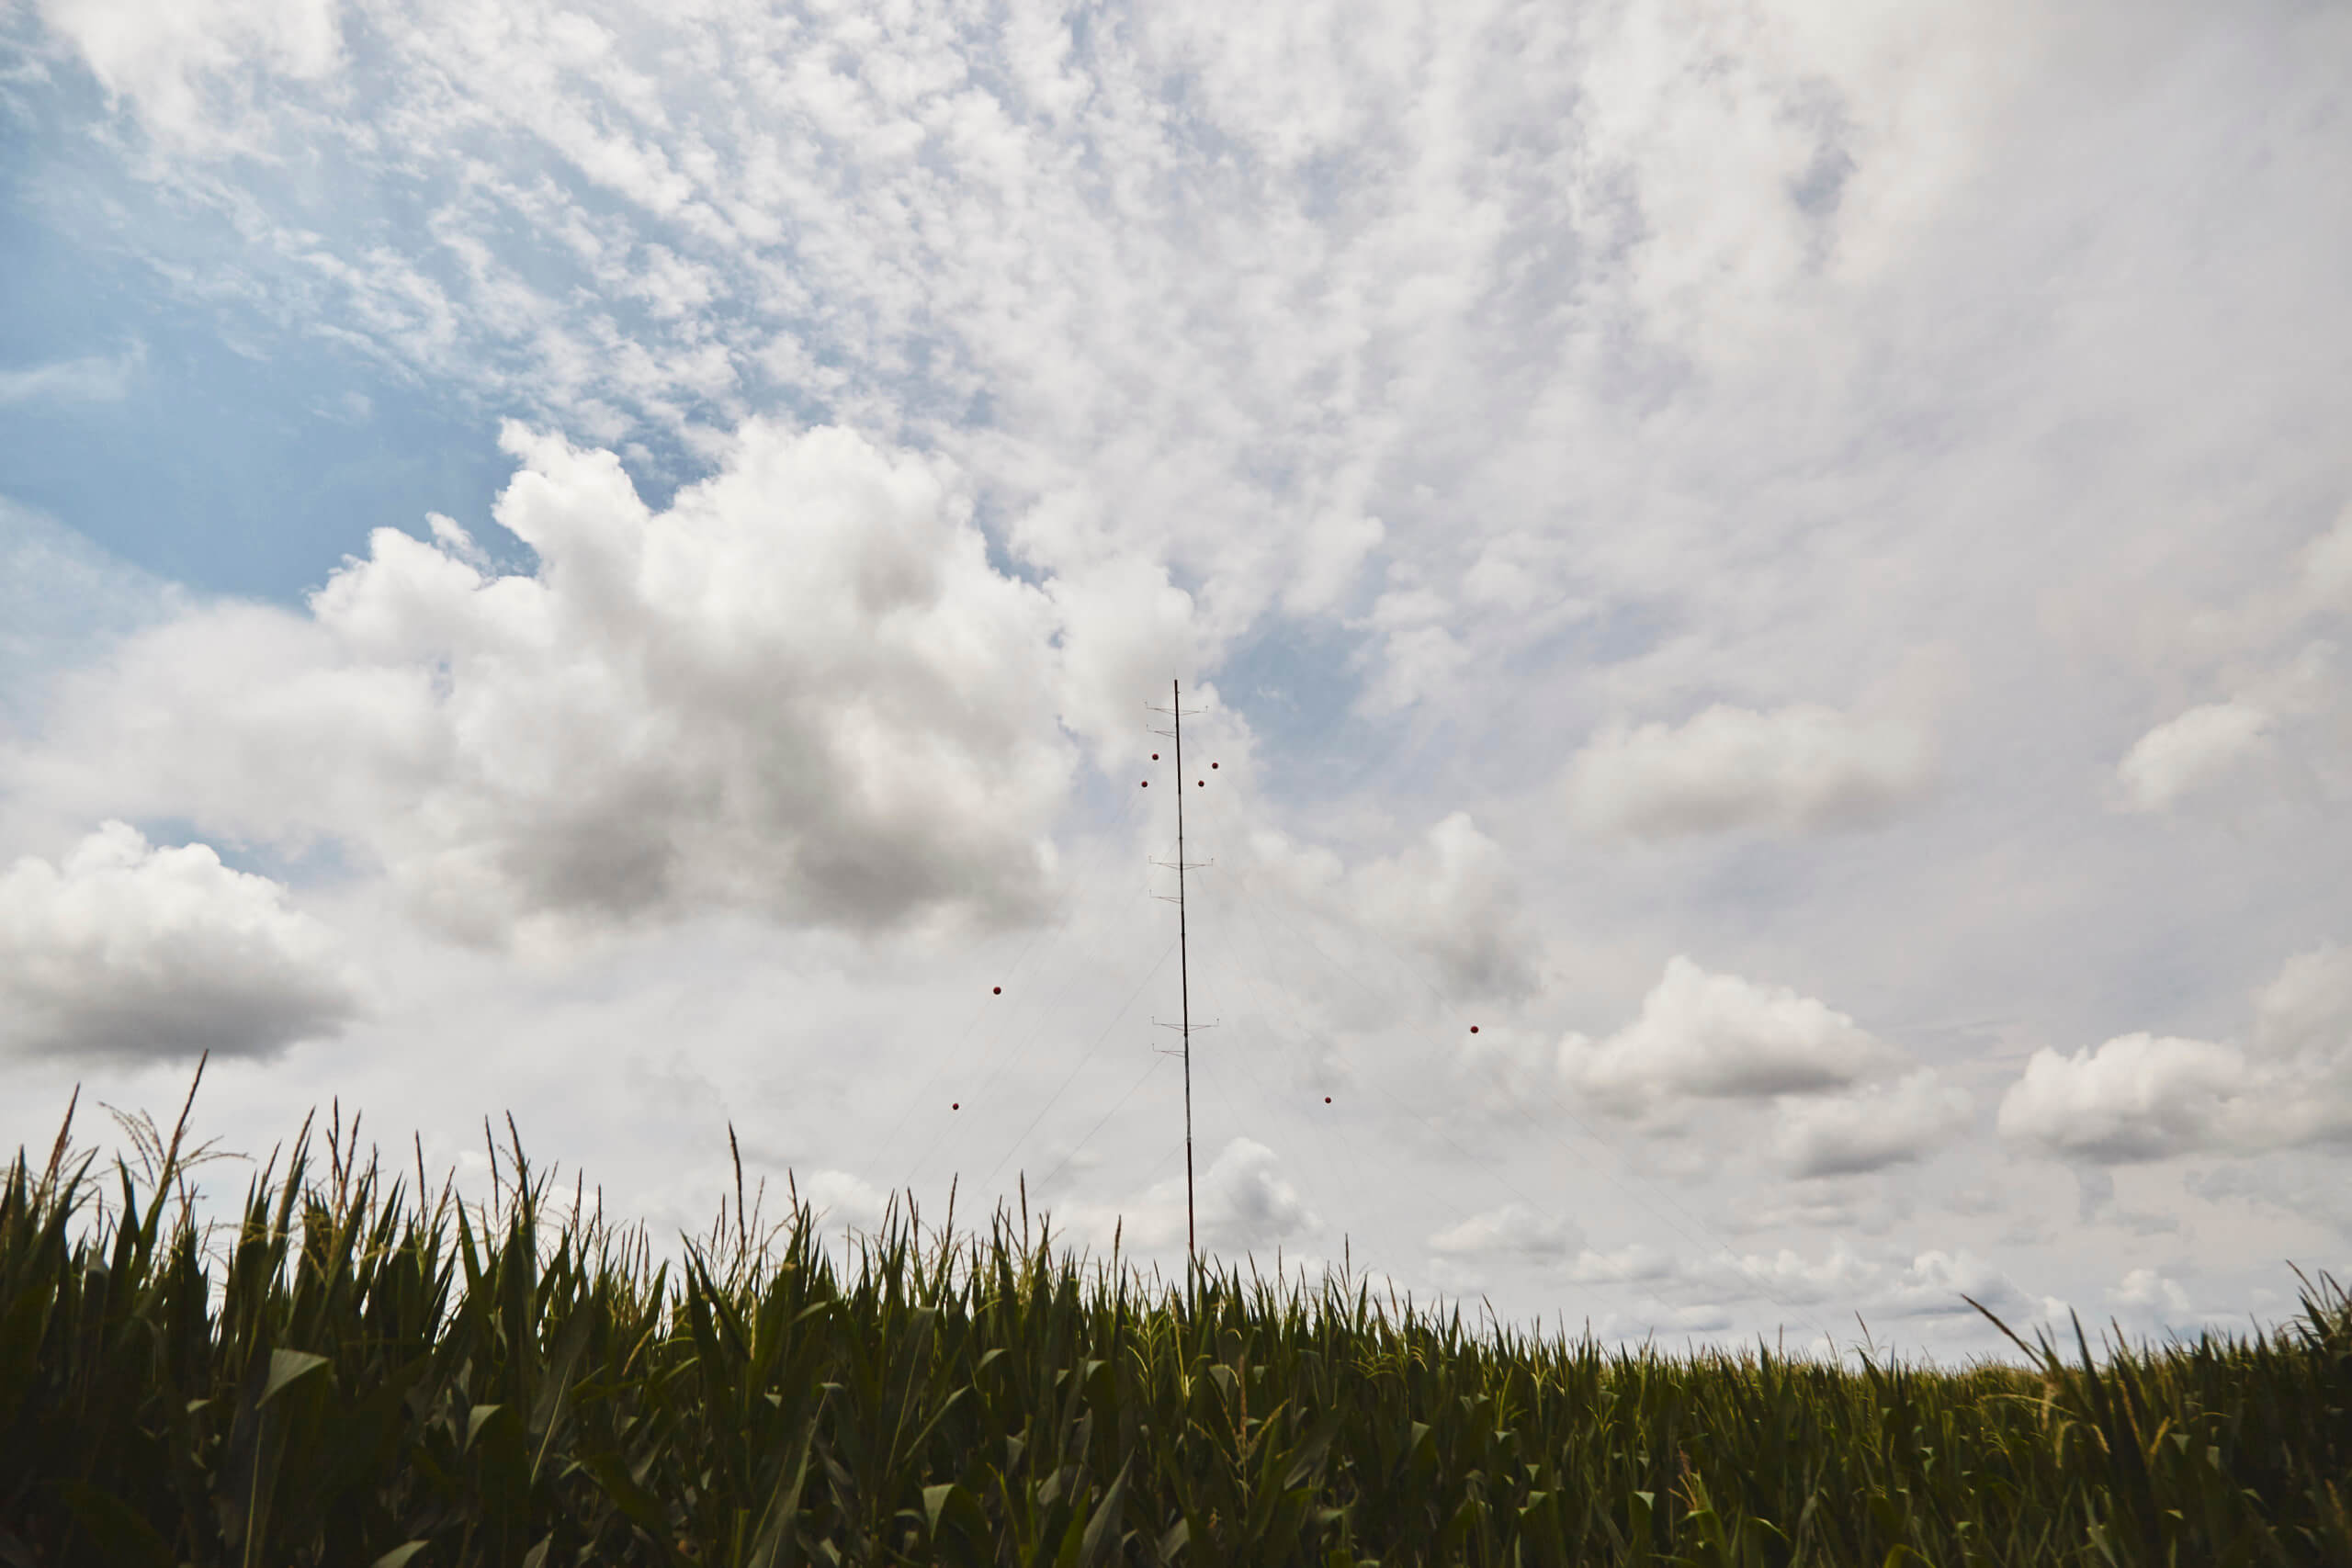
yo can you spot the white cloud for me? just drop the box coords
[2115,700,2273,812]
[2109,1267,2192,1315]
[2254,942,2352,1061]
[1772,1068,1973,1179]
[2299,504,2352,614]
[37,0,341,149]
[797,1168,890,1235]
[0,821,362,1060]
[1349,811,1539,999]
[0,346,142,405]
[17,0,2050,726]
[2185,1159,2352,1242]
[1200,1137,1319,1252]
[19,421,1075,944]
[1999,944,2352,1165]
[1676,1242,2028,1325]
[0,502,178,716]
[1542,958,1973,1184]
[1046,556,1205,760]
[1565,1244,1678,1284]
[1079,1137,1318,1257]
[1560,956,1896,1115]
[1998,1033,2252,1165]
[1428,1201,1579,1259]
[1864,1249,2027,1322]
[2113,639,2345,817]
[1564,704,1932,840]
[2113,498,2352,820]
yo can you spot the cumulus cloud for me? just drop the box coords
[1564,704,1932,840]
[2109,1268,2192,1316]
[1094,1138,1318,1256]
[1559,956,1897,1115]
[1428,1201,1579,1259]
[2303,506,2352,612]
[2114,502,2352,820]
[2115,701,2274,812]
[2114,640,2344,816]
[21,421,1075,944]
[1639,1241,2036,1330]
[1998,944,2352,1165]
[1999,1033,2256,1165]
[1862,1250,2030,1322]
[1546,959,1972,1175]
[1200,1137,1319,1251]
[1772,1068,1974,1179]
[2255,942,2352,1058]
[797,1168,890,1235]
[1047,556,1205,759]
[1350,812,1539,999]
[1565,1244,1678,1285]
[0,821,362,1060]
[1681,1243,2035,1325]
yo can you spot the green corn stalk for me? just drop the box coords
[6,1097,2352,1566]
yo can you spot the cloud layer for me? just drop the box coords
[1566,705,1933,840]
[0,0,2347,1357]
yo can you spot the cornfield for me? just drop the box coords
[4,1094,2348,1567]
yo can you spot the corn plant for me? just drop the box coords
[3,1096,2348,1566]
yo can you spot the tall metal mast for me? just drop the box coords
[1147,680,1207,1272]
[1172,678,1195,1269]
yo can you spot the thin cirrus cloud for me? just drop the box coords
[31,0,342,151]
[1563,704,1933,840]
[15,420,1077,944]
[0,820,363,1061]
[0,346,143,406]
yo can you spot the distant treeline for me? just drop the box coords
[2,1096,2347,1566]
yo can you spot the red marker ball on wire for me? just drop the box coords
[1470,1025,1479,1033]
[1324,1096,1331,1103]
[993,987,1001,994]
[952,1102,959,1110]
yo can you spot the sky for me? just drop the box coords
[1,0,2348,1361]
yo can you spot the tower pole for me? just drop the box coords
[1173,678,1196,1272]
